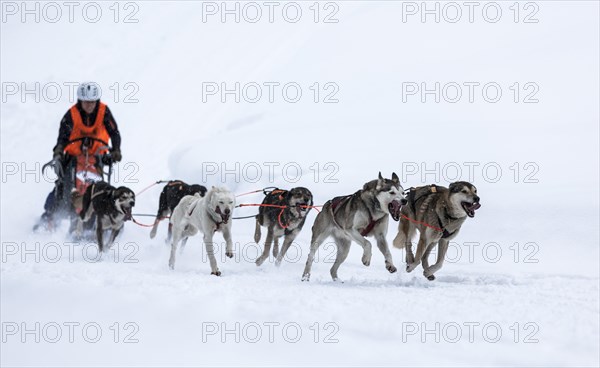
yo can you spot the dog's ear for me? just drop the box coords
[449,182,460,193]
[377,172,384,189]
[391,172,399,184]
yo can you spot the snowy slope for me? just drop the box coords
[1,2,599,367]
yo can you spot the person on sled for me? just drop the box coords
[34,82,122,231]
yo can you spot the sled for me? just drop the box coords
[37,137,115,235]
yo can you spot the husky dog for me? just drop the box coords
[79,182,136,252]
[301,173,407,281]
[254,187,314,267]
[168,186,235,275]
[392,182,481,281]
[149,180,207,241]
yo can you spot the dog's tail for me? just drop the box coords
[149,220,159,239]
[392,232,406,249]
[254,217,261,244]
[393,216,412,249]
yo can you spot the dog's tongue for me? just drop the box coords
[463,202,481,218]
[389,200,402,219]
[215,207,228,223]
[124,207,132,221]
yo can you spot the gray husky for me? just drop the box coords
[301,173,407,281]
[392,182,481,280]
[254,187,314,267]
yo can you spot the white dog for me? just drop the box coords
[168,186,235,275]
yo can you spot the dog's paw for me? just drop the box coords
[386,263,397,273]
[361,254,371,267]
[211,270,222,276]
[423,269,436,281]
[406,263,416,273]
[255,257,265,267]
[301,273,310,282]
[226,251,234,259]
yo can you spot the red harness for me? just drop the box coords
[404,186,456,239]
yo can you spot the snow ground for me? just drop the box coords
[1,1,599,367]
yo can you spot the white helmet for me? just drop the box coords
[77,82,101,101]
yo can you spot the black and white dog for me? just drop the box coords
[149,180,207,241]
[79,181,135,252]
[254,187,314,267]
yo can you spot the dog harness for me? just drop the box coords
[168,180,185,191]
[267,188,287,201]
[437,218,456,239]
[65,102,110,157]
[329,193,376,237]
[263,189,292,229]
[89,183,108,200]
[86,183,126,224]
[406,184,440,214]
[405,185,456,239]
[186,201,227,232]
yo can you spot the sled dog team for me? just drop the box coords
[78,172,481,281]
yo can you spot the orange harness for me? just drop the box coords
[64,103,109,156]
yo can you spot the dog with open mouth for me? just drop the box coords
[254,187,314,267]
[301,172,407,282]
[392,181,481,281]
[168,186,235,276]
[78,181,135,252]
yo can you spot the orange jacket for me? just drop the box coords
[64,102,110,156]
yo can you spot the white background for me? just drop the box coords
[1,1,599,366]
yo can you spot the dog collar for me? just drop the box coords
[436,212,456,239]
